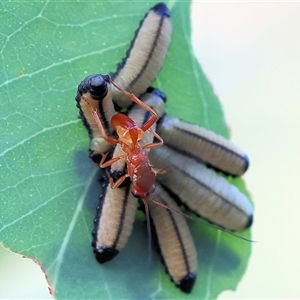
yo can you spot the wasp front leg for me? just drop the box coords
[110,79,158,132]
[142,127,164,150]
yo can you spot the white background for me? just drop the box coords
[1,2,300,299]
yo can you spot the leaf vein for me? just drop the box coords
[0,119,79,157]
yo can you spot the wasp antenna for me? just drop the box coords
[146,195,192,219]
[146,195,255,243]
[140,197,152,264]
[198,221,256,242]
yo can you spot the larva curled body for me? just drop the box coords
[75,74,116,155]
[111,2,172,108]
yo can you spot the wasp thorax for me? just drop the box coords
[116,126,144,147]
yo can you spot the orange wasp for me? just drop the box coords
[88,76,164,201]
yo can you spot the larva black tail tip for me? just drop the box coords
[152,2,170,18]
[244,214,254,229]
[146,87,167,103]
[243,154,250,173]
[93,247,119,264]
[177,272,197,293]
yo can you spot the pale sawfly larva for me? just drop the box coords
[92,180,137,263]
[111,2,172,108]
[150,146,253,231]
[149,183,198,293]
[157,115,249,177]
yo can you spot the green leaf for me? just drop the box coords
[0,1,252,299]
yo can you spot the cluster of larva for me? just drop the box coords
[75,2,253,294]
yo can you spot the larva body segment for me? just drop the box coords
[76,74,117,154]
[111,3,172,108]
[150,146,253,231]
[157,116,249,176]
[92,182,137,263]
[149,183,197,294]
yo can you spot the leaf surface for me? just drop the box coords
[0,1,252,299]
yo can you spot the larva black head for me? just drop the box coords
[177,273,197,294]
[93,247,119,264]
[152,3,171,18]
[146,86,167,103]
[77,74,110,100]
